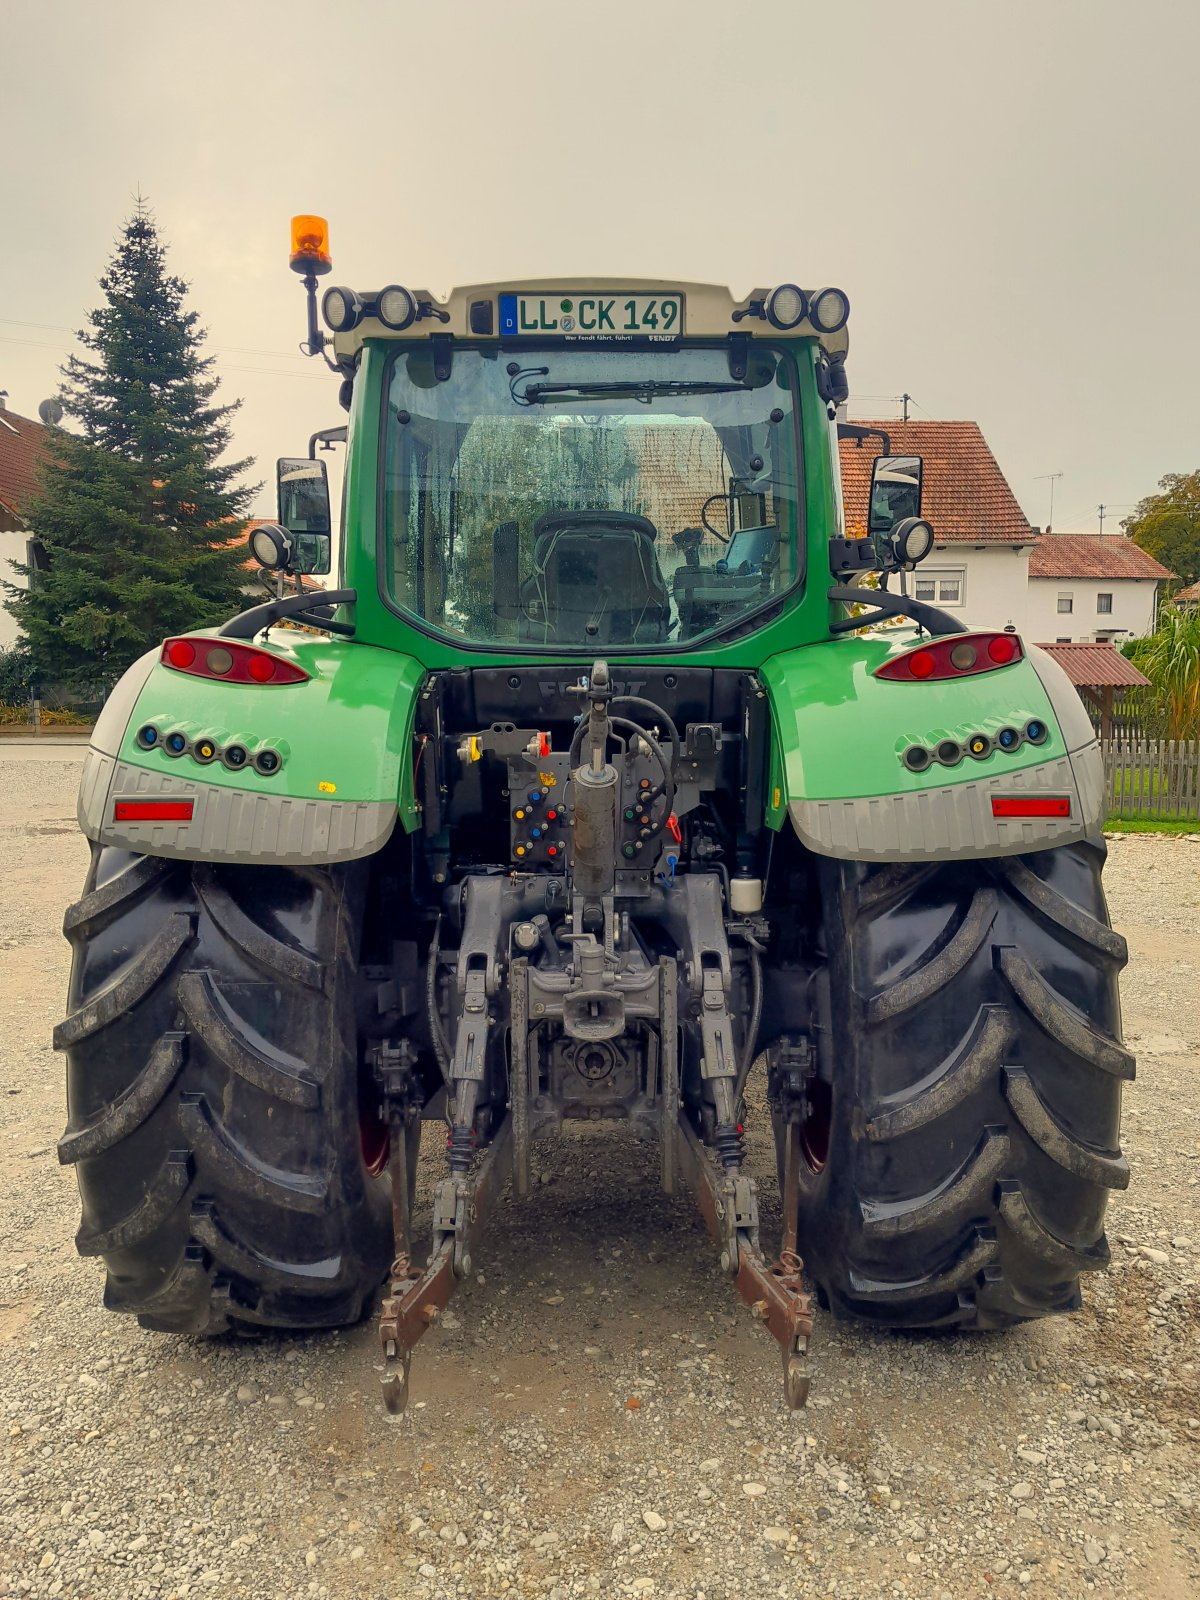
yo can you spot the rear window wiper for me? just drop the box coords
[511,373,753,406]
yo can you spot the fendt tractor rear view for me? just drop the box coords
[56,216,1132,1411]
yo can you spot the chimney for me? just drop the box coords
[0,391,8,411]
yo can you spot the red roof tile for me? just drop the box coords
[839,419,1034,545]
[1028,534,1172,581]
[1171,578,1200,603]
[1034,642,1151,688]
[0,408,57,531]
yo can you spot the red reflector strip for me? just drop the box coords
[114,800,195,822]
[990,796,1070,819]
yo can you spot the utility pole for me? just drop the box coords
[1098,503,1106,535]
[1035,472,1063,532]
[901,393,911,422]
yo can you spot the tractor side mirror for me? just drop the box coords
[867,455,923,536]
[276,456,332,575]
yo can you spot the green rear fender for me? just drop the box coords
[77,634,426,864]
[761,635,1105,861]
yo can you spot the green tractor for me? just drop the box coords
[56,218,1131,1411]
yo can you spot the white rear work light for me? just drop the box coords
[809,287,850,333]
[376,285,417,330]
[321,285,362,333]
[766,284,808,330]
[248,523,292,571]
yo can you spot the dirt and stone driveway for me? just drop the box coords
[2,747,1198,1599]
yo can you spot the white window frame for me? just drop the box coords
[912,566,965,607]
[1096,592,1113,614]
[1057,593,1074,614]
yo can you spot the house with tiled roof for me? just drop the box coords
[1171,577,1200,610]
[1027,534,1171,643]
[838,419,1038,631]
[0,400,58,648]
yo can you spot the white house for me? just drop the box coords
[1027,535,1171,643]
[839,419,1038,632]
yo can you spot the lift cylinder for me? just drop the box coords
[570,761,618,897]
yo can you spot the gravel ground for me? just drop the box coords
[2,750,1198,1600]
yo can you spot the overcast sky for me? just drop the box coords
[2,0,1196,533]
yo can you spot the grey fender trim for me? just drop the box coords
[1025,645,1098,754]
[89,650,160,758]
[787,750,1103,862]
[78,752,397,865]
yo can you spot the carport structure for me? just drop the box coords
[1036,641,1151,738]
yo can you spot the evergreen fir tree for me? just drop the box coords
[3,200,255,692]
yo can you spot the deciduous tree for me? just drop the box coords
[1124,470,1200,591]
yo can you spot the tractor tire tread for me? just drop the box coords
[58,845,391,1336]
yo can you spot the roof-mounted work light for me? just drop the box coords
[766,284,808,330]
[322,285,363,333]
[809,287,850,333]
[376,285,417,331]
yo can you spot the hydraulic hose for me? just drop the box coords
[607,695,681,774]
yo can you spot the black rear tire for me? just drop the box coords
[55,847,393,1334]
[782,838,1131,1329]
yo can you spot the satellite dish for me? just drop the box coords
[38,398,64,427]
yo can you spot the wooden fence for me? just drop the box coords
[1101,738,1200,822]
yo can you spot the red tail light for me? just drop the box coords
[161,638,309,685]
[114,800,195,822]
[991,796,1070,819]
[874,632,1023,683]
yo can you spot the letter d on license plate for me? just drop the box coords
[499,292,683,338]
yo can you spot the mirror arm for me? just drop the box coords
[308,426,348,460]
[836,422,891,454]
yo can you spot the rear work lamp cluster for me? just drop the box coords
[875,631,1024,684]
[161,637,309,686]
[902,719,1048,774]
[135,723,283,776]
[766,284,850,332]
[323,283,418,333]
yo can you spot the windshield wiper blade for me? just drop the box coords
[518,378,753,406]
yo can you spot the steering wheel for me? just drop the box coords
[699,493,731,543]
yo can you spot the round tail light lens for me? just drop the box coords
[908,650,936,679]
[949,643,978,671]
[988,635,1017,664]
[248,655,276,683]
[205,646,234,676]
[167,640,196,669]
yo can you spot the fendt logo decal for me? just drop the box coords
[537,678,648,702]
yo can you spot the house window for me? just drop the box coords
[1097,592,1113,614]
[1057,593,1074,613]
[913,568,965,606]
[1056,636,1072,643]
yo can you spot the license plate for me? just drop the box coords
[498,292,683,338]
